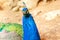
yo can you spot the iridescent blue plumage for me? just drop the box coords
[22,4,40,40]
[22,8,27,12]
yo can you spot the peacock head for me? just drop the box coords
[22,7,29,15]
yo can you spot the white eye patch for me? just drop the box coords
[41,10,60,21]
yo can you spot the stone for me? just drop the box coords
[0,31,22,40]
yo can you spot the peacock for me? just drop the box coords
[0,23,23,37]
[22,2,40,40]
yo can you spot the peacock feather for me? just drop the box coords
[0,23,23,37]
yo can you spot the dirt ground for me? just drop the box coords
[33,0,60,40]
[0,0,60,40]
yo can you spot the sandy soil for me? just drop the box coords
[32,0,60,40]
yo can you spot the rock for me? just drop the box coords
[0,31,22,40]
